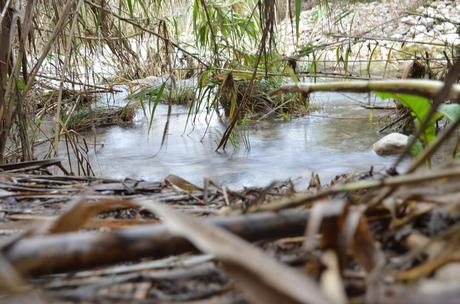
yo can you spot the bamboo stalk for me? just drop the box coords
[4,209,309,276]
[271,79,460,100]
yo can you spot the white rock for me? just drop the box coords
[426,7,436,15]
[414,24,427,34]
[441,33,460,44]
[401,16,417,25]
[372,133,409,156]
[420,17,434,28]
[435,22,457,33]
[440,7,450,15]
[414,33,429,41]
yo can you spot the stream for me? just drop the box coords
[64,87,411,189]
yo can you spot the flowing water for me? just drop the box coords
[63,87,411,189]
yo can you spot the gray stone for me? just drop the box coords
[372,133,409,156]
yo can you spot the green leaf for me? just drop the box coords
[148,81,167,134]
[285,65,299,83]
[296,43,315,56]
[409,136,424,157]
[376,92,432,123]
[367,43,378,78]
[376,92,441,144]
[137,0,148,17]
[126,0,134,18]
[17,80,26,91]
[310,51,317,82]
[344,46,350,74]
[295,0,301,39]
[336,47,341,65]
[198,69,210,88]
[192,0,200,33]
[438,103,460,122]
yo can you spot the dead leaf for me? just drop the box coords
[320,251,347,304]
[47,198,137,234]
[165,175,203,192]
[304,200,345,251]
[0,252,26,293]
[346,207,383,273]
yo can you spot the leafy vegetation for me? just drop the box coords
[376,92,460,155]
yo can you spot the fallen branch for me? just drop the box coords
[4,209,309,276]
[271,80,460,100]
[0,159,69,175]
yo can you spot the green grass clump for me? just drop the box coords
[129,83,196,105]
[218,75,311,121]
[63,104,136,131]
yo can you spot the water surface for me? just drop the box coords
[71,89,409,189]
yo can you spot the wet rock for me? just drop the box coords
[372,133,409,156]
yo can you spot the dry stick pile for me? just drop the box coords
[0,156,459,303]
